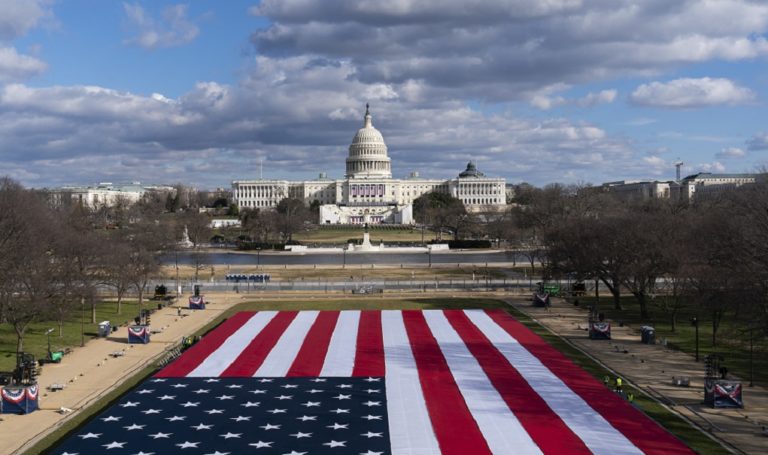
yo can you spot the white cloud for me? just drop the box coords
[123,3,199,49]
[630,77,755,108]
[0,46,46,81]
[529,86,616,110]
[747,132,768,151]
[576,89,617,107]
[249,1,768,101]
[0,0,49,40]
[697,161,727,173]
[716,147,746,159]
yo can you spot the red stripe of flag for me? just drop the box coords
[220,311,299,377]
[352,310,385,376]
[156,311,256,377]
[485,309,694,455]
[444,310,591,454]
[286,311,340,377]
[402,310,492,455]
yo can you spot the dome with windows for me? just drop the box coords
[459,161,485,178]
[346,104,392,179]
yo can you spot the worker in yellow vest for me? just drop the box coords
[615,377,623,393]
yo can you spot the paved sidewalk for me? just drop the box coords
[0,293,247,455]
[506,297,768,454]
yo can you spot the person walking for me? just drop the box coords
[615,377,623,393]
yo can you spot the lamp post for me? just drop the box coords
[342,247,347,269]
[80,296,85,347]
[256,248,261,270]
[427,247,432,268]
[46,328,54,357]
[691,316,699,362]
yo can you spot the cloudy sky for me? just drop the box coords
[2,0,768,189]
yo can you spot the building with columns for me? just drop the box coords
[232,106,506,224]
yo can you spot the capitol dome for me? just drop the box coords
[345,104,392,179]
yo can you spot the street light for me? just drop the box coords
[46,328,54,358]
[342,247,347,269]
[691,316,699,362]
[80,296,85,347]
[427,247,432,268]
[256,248,261,270]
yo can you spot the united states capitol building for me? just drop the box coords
[232,106,506,224]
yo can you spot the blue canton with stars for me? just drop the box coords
[50,377,390,455]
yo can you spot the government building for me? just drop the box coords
[232,106,506,224]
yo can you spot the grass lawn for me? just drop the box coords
[0,299,153,372]
[577,295,768,387]
[29,297,723,455]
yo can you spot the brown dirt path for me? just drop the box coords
[0,293,247,455]
[506,296,768,454]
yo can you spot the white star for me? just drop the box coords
[333,394,351,400]
[170,383,188,388]
[259,423,281,430]
[193,388,210,394]
[123,423,145,430]
[175,441,200,449]
[282,452,307,455]
[142,409,161,415]
[323,440,347,447]
[102,416,121,422]
[220,432,241,439]
[61,452,79,455]
[331,408,350,414]
[158,395,175,400]
[216,394,234,400]
[361,414,381,420]
[327,423,348,430]
[137,389,154,394]
[301,401,320,407]
[121,401,139,407]
[166,415,186,422]
[192,423,213,430]
[132,452,155,455]
[361,431,383,438]
[78,432,101,439]
[180,401,199,407]
[363,400,381,407]
[337,384,352,389]
[149,432,171,439]
[151,378,167,383]
[258,378,273,383]
[103,441,126,449]
[204,452,230,455]
[226,384,243,389]
[204,378,220,383]
[365,389,381,394]
[290,432,312,439]
[359,451,383,455]
[205,409,224,414]
[307,388,323,393]
[310,378,327,382]
[230,415,251,422]
[267,408,287,414]
[281,384,298,389]
[242,401,260,407]
[364,377,381,382]
[250,389,266,394]
[296,415,316,421]
[248,441,273,448]
[276,395,293,400]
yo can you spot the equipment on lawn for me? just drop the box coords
[532,292,550,307]
[588,307,611,339]
[704,354,742,408]
[128,325,151,344]
[535,281,560,297]
[640,326,655,344]
[189,295,206,309]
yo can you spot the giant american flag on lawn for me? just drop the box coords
[52,309,693,454]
